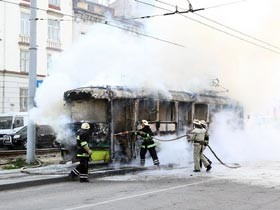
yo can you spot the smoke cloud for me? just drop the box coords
[31,0,280,164]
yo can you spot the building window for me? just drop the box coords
[48,19,60,42]
[20,49,29,72]
[20,12,30,36]
[48,0,60,7]
[20,88,28,112]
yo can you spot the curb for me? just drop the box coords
[89,167,145,179]
[0,176,66,191]
[0,167,145,191]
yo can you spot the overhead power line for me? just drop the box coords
[0,0,185,48]
[155,0,280,51]
[133,0,204,20]
[194,13,280,51]
[156,0,203,12]
[156,0,247,11]
[204,0,247,10]
[134,0,280,54]
[29,18,72,21]
[104,21,185,47]
[134,0,239,19]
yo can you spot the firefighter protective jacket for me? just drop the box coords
[76,129,91,158]
[138,125,156,148]
[190,127,206,143]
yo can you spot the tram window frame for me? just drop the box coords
[138,99,157,121]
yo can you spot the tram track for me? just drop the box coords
[0,148,60,157]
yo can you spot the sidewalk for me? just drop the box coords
[0,162,146,191]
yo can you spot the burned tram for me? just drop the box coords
[62,86,243,163]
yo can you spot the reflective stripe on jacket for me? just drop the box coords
[76,129,90,158]
[77,153,90,158]
[139,125,156,148]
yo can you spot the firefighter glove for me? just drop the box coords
[88,149,93,156]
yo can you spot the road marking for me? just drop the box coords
[64,179,213,210]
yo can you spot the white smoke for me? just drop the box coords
[31,0,280,165]
[156,136,193,167]
[207,110,280,163]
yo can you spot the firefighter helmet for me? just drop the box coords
[141,120,149,126]
[193,119,201,125]
[200,120,207,128]
[81,122,90,130]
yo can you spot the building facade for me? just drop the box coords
[72,0,114,40]
[0,0,73,113]
[0,0,141,114]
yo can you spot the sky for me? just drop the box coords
[36,0,280,117]
[31,0,280,164]
[132,0,280,116]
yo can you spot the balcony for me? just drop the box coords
[18,35,30,45]
[20,0,30,8]
[73,0,114,18]
[46,40,62,51]
[48,4,61,11]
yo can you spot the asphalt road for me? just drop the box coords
[0,172,279,210]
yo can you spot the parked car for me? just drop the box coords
[0,112,28,146]
[1,125,59,149]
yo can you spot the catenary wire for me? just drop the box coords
[194,13,280,50]
[204,0,247,10]
[132,0,205,20]
[0,0,185,48]
[156,0,247,11]
[155,0,280,50]
[2,0,279,52]
[104,21,185,47]
[134,0,280,54]
[180,15,280,54]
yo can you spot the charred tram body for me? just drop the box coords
[63,86,243,163]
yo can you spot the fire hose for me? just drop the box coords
[153,134,188,142]
[206,144,241,169]
[114,131,241,169]
[20,158,43,174]
[153,134,241,169]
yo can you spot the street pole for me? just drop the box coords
[26,0,37,164]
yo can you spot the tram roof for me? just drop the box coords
[64,86,238,105]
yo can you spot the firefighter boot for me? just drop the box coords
[206,165,212,172]
[140,159,145,167]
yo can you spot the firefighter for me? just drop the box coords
[136,120,160,167]
[189,119,211,172]
[200,120,212,168]
[68,122,92,182]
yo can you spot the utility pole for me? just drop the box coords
[26,0,37,164]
